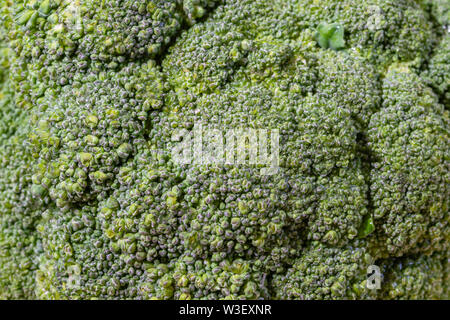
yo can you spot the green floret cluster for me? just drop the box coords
[423,34,450,106]
[0,0,449,300]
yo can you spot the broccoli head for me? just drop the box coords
[0,0,449,300]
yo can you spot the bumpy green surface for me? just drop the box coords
[0,0,448,300]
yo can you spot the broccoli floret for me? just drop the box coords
[368,66,449,257]
[272,241,377,299]
[0,58,41,300]
[379,252,449,299]
[425,0,449,27]
[422,34,450,106]
[293,0,439,67]
[140,256,270,300]
[28,61,164,208]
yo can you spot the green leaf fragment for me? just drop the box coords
[39,0,52,16]
[315,22,346,50]
[358,215,375,238]
[15,10,34,25]
[329,25,345,50]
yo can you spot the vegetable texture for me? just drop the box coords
[0,0,449,300]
